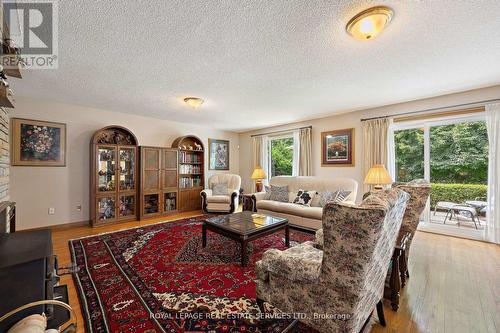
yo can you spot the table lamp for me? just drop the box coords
[251,166,266,192]
[364,164,393,190]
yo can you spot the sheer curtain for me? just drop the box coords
[298,127,312,176]
[362,118,391,192]
[485,103,500,244]
[252,136,269,191]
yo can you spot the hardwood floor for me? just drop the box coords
[49,212,500,333]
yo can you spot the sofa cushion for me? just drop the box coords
[256,241,323,282]
[256,200,323,220]
[212,183,228,195]
[206,195,231,203]
[269,185,288,202]
[292,190,316,206]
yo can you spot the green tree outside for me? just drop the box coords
[270,137,294,177]
[395,121,489,184]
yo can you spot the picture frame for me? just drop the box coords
[11,118,67,167]
[208,139,229,170]
[321,128,355,167]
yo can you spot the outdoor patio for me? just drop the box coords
[430,210,486,230]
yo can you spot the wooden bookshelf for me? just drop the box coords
[171,136,205,212]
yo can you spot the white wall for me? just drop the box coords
[11,97,240,230]
[239,85,500,201]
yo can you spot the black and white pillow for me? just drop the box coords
[293,190,317,206]
[269,185,289,202]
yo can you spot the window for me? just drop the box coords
[269,135,295,177]
[392,114,489,240]
[394,128,424,182]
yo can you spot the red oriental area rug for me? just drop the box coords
[70,215,317,333]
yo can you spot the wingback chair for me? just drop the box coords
[201,174,241,213]
[392,179,431,280]
[255,189,409,333]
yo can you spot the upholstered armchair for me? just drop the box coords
[201,174,241,213]
[392,180,431,280]
[255,189,409,333]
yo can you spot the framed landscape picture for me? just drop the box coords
[209,139,229,170]
[11,118,66,166]
[321,128,355,167]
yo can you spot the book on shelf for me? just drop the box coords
[179,151,201,163]
[179,176,202,189]
[179,164,201,174]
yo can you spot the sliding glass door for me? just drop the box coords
[393,115,488,240]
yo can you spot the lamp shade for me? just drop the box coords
[251,166,266,180]
[364,164,393,185]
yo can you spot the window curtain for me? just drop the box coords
[298,127,312,176]
[485,103,500,244]
[361,118,391,192]
[252,136,269,191]
[387,120,396,180]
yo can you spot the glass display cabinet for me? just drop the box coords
[90,126,138,226]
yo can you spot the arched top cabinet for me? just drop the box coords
[90,126,139,226]
[171,135,204,152]
[172,135,205,212]
[91,125,138,146]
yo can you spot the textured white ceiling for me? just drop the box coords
[11,0,500,132]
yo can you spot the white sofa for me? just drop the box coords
[201,174,241,213]
[252,176,358,230]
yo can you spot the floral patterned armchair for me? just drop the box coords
[255,189,409,333]
[392,180,431,279]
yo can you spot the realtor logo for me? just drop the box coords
[2,0,58,69]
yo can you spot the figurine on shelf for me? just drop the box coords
[194,143,202,151]
[114,132,126,144]
[0,66,9,87]
[182,145,187,150]
[188,144,194,150]
[99,150,113,161]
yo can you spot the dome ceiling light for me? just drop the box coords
[346,6,394,41]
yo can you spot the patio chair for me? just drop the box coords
[435,201,481,229]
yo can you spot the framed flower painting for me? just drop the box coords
[208,139,229,170]
[11,118,66,166]
[321,128,355,167]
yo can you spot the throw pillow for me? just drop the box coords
[318,191,336,207]
[264,185,271,200]
[293,190,316,206]
[269,185,289,202]
[334,190,351,203]
[319,190,351,207]
[212,183,228,196]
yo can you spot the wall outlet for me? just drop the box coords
[76,205,82,212]
[48,207,55,215]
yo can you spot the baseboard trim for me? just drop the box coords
[19,220,90,232]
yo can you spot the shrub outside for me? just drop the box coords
[430,183,488,209]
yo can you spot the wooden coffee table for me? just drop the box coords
[202,211,289,267]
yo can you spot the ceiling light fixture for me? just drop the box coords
[184,97,204,109]
[346,6,393,41]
